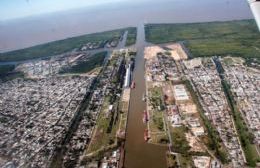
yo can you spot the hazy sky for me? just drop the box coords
[0,0,128,21]
[0,0,253,52]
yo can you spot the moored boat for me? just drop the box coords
[142,93,146,101]
[144,129,149,141]
[131,81,135,89]
[143,110,149,123]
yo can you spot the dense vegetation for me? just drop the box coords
[0,65,15,75]
[60,52,107,74]
[0,28,132,62]
[171,126,190,154]
[145,20,260,61]
[125,27,137,46]
[170,126,194,167]
[0,64,24,81]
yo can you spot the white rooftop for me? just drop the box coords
[173,85,189,101]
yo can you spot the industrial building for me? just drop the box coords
[124,64,132,88]
[173,85,189,101]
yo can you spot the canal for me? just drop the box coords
[124,24,167,168]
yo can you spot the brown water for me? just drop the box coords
[0,0,253,52]
[124,23,167,168]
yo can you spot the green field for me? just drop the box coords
[166,153,179,168]
[149,87,165,132]
[171,126,190,154]
[0,28,134,62]
[125,27,137,46]
[145,20,260,61]
[87,97,117,153]
[59,52,107,74]
[170,126,193,167]
[0,64,24,81]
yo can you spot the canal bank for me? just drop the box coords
[124,24,167,168]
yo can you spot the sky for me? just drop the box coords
[0,0,128,21]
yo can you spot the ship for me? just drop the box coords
[142,93,146,101]
[144,129,149,142]
[143,110,148,124]
[119,145,125,168]
[131,81,135,89]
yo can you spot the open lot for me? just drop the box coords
[60,51,107,74]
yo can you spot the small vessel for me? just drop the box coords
[144,129,149,142]
[119,146,125,168]
[142,93,146,101]
[142,113,146,123]
[143,110,148,123]
[131,81,135,89]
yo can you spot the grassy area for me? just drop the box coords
[118,101,129,134]
[119,113,127,133]
[166,153,179,168]
[179,154,193,168]
[170,126,193,167]
[222,80,260,167]
[1,72,24,81]
[125,27,137,46]
[149,86,164,110]
[149,106,165,134]
[222,57,244,66]
[0,28,128,62]
[148,86,166,132]
[184,80,230,164]
[60,52,107,74]
[145,20,260,61]
[148,86,168,144]
[149,133,169,144]
[171,126,190,154]
[152,113,164,131]
[87,96,119,153]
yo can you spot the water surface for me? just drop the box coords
[0,0,252,52]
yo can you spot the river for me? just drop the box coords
[124,23,167,168]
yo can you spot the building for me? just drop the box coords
[173,85,189,101]
[193,156,211,168]
[191,127,205,136]
[124,64,131,88]
[183,58,202,69]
